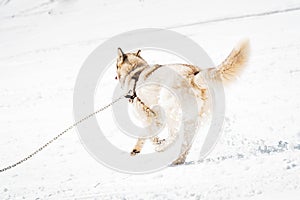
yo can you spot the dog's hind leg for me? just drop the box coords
[171,146,191,165]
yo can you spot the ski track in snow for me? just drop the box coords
[1,0,300,199]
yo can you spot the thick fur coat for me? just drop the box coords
[116,40,249,164]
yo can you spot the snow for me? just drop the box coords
[1,0,300,199]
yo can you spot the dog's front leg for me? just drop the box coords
[130,138,145,156]
[129,96,164,155]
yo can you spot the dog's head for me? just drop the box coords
[115,48,148,83]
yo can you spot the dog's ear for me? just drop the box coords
[135,49,141,57]
[118,48,125,63]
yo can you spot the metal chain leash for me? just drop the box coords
[0,94,126,173]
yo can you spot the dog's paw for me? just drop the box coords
[130,149,140,156]
[171,160,185,166]
[152,138,165,145]
[155,139,173,152]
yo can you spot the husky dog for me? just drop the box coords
[115,40,249,165]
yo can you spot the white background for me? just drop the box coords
[0,0,300,199]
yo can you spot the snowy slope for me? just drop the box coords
[1,0,300,199]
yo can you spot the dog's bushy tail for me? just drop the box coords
[210,39,250,83]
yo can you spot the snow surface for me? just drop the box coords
[0,0,300,199]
